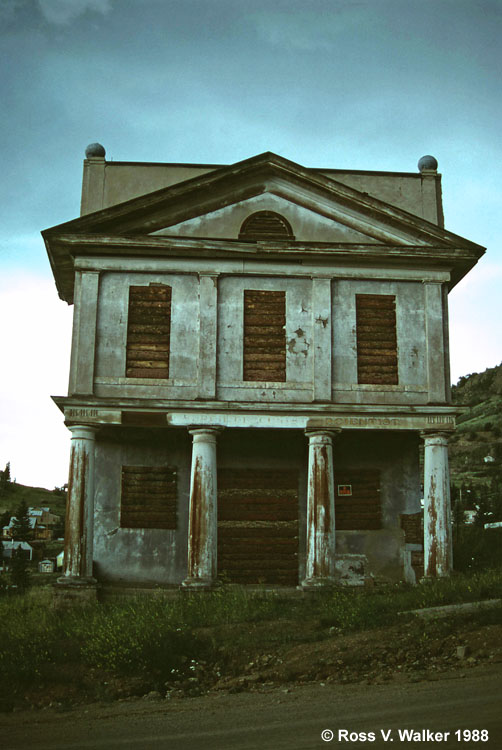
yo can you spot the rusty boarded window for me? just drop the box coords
[335,470,381,530]
[400,512,423,545]
[121,466,177,529]
[239,211,294,240]
[243,290,286,382]
[126,285,171,378]
[356,294,398,385]
[217,468,299,585]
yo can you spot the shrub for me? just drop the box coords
[453,527,502,572]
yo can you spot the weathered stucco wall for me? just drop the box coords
[94,272,199,399]
[332,279,431,405]
[93,428,191,584]
[333,431,421,582]
[91,428,419,585]
[81,270,442,405]
[217,275,314,402]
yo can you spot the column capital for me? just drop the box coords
[420,431,450,444]
[188,426,224,441]
[66,424,99,440]
[305,428,341,442]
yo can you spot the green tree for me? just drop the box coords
[0,462,12,498]
[10,500,32,541]
[10,547,30,593]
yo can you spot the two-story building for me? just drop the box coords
[43,146,484,595]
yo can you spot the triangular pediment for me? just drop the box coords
[43,151,485,302]
[152,192,381,244]
[43,151,483,249]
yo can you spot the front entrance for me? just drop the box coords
[217,468,299,585]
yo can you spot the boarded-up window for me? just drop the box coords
[239,211,294,240]
[218,468,299,585]
[400,512,423,545]
[356,294,398,385]
[243,290,286,381]
[335,470,381,530]
[121,466,177,529]
[126,285,171,379]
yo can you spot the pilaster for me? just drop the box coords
[424,282,446,403]
[69,271,100,396]
[197,273,219,399]
[312,277,332,401]
[80,156,106,215]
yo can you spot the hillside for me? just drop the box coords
[449,362,502,508]
[0,481,67,522]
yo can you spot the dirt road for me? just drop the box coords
[1,663,500,750]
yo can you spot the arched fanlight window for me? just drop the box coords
[239,211,295,240]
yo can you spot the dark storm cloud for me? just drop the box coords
[1,0,501,253]
[1,0,501,486]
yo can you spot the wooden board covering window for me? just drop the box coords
[126,285,171,379]
[243,290,286,382]
[121,466,177,529]
[334,470,381,530]
[239,211,294,240]
[356,294,398,385]
[217,468,299,585]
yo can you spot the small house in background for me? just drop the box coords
[28,507,61,540]
[2,517,37,540]
[43,146,485,596]
[2,541,33,560]
[3,507,60,542]
[464,509,477,525]
[38,559,55,573]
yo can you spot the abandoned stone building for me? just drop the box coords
[43,146,484,594]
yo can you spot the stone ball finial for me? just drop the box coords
[418,155,438,172]
[85,142,106,158]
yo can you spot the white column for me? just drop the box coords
[183,427,222,588]
[423,432,453,577]
[302,429,338,588]
[60,425,98,583]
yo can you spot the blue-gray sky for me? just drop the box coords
[1,0,501,488]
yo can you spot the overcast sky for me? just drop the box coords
[1,0,501,489]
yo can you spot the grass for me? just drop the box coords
[0,566,501,710]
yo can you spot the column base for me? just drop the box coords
[53,577,98,607]
[300,576,336,590]
[181,576,218,591]
[56,575,97,586]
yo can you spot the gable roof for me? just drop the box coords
[42,151,485,302]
